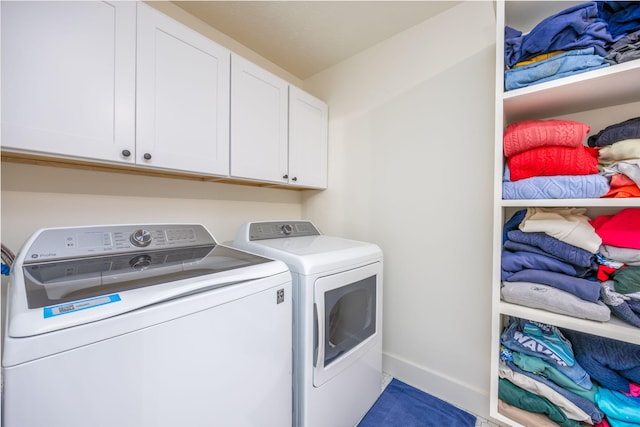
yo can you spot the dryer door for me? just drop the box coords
[313,261,381,387]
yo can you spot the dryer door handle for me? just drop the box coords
[313,302,320,368]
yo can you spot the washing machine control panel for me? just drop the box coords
[23,224,216,263]
[248,221,320,241]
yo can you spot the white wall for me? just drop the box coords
[0,163,302,251]
[303,1,497,418]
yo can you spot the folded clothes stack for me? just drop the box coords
[502,119,609,200]
[504,1,640,91]
[498,317,640,427]
[589,117,640,198]
[500,208,610,321]
[591,208,640,327]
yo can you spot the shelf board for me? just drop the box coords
[501,198,640,208]
[499,301,640,345]
[503,59,640,123]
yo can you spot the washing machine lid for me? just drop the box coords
[7,224,287,337]
[234,221,382,274]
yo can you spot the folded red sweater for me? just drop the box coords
[507,145,599,181]
[503,119,590,157]
[591,208,640,249]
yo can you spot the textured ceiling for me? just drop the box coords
[172,1,460,80]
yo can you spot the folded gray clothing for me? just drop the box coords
[501,281,611,322]
[605,29,640,65]
[601,159,640,188]
[507,230,595,268]
[601,281,640,328]
[600,245,640,266]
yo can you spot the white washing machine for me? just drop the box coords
[2,223,292,427]
[233,220,383,427]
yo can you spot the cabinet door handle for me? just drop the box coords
[143,153,152,160]
[121,149,131,157]
[283,174,288,179]
[292,177,298,182]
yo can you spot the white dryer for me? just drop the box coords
[2,223,292,427]
[233,220,383,427]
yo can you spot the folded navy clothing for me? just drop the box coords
[609,298,640,328]
[507,230,596,268]
[502,251,589,279]
[599,1,640,39]
[505,2,614,67]
[587,116,640,147]
[505,47,608,91]
[504,269,601,302]
[503,209,527,244]
[561,329,640,393]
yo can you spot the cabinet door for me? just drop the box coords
[288,87,328,189]
[230,54,289,183]
[136,3,230,176]
[1,1,136,163]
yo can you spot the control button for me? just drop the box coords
[281,224,293,235]
[65,236,76,248]
[130,229,152,247]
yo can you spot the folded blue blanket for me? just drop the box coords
[507,230,596,268]
[504,269,601,302]
[502,250,584,279]
[505,2,614,67]
[502,174,610,199]
[505,47,609,90]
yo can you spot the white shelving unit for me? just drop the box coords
[490,2,640,425]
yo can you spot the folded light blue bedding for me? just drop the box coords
[503,174,609,200]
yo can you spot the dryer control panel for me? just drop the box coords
[22,224,216,263]
[248,221,320,241]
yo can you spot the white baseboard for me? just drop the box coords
[382,351,493,422]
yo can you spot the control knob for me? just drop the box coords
[281,224,293,235]
[130,229,152,247]
[129,254,152,270]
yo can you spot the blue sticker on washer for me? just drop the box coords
[43,294,121,318]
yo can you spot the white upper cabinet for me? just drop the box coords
[2,2,326,189]
[288,87,328,189]
[1,1,136,163]
[136,3,230,176]
[230,54,329,188]
[230,54,289,183]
